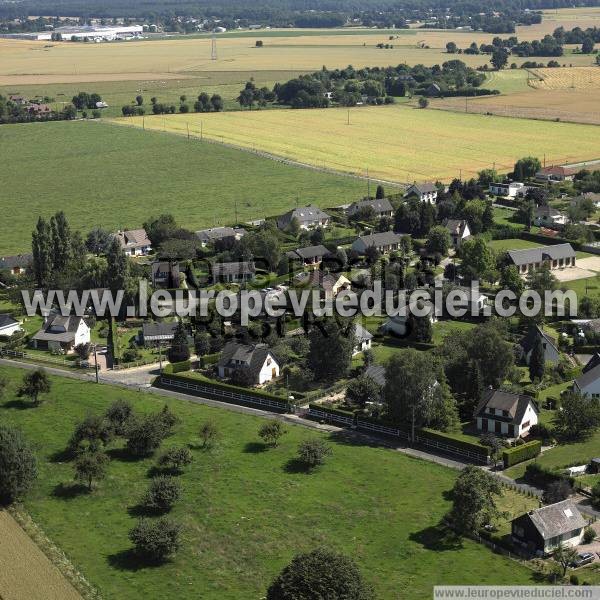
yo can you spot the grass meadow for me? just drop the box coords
[116,104,600,182]
[0,365,537,599]
[0,120,367,255]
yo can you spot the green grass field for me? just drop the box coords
[0,120,368,255]
[115,104,600,183]
[487,239,543,253]
[0,365,537,599]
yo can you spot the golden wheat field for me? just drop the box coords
[530,66,600,90]
[113,104,600,182]
[1,24,597,86]
[0,510,82,600]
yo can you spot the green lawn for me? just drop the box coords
[492,207,521,228]
[487,238,543,253]
[432,320,476,344]
[0,120,367,255]
[0,365,537,599]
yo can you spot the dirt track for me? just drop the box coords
[0,510,82,600]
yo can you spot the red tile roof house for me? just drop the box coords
[535,165,579,183]
[114,228,152,256]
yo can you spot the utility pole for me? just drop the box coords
[347,109,350,125]
[367,167,370,198]
[93,344,99,383]
[142,116,145,130]
[234,198,238,224]
[465,95,468,113]
[200,120,203,140]
[157,342,163,375]
[187,122,190,140]
[211,32,217,60]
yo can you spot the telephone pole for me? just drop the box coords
[211,32,217,60]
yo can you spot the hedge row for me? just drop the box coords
[308,403,354,419]
[524,462,574,488]
[502,440,542,468]
[199,352,220,367]
[163,360,191,374]
[519,231,581,250]
[418,428,490,460]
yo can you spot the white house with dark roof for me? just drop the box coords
[520,326,560,366]
[351,231,405,255]
[138,321,179,346]
[474,388,538,437]
[507,243,576,275]
[512,500,586,555]
[353,323,373,356]
[489,181,526,198]
[216,342,280,384]
[277,206,330,231]
[442,219,470,248]
[346,198,394,218]
[533,206,567,230]
[0,314,21,337]
[573,355,600,398]
[114,228,152,256]
[286,245,330,267]
[404,182,437,204]
[32,314,90,353]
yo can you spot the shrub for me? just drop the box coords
[69,413,113,452]
[157,447,193,473]
[267,547,373,600]
[74,450,109,490]
[0,425,38,504]
[258,421,287,447]
[199,420,220,449]
[104,399,134,436]
[297,439,332,469]
[570,574,579,585]
[142,476,181,512]
[591,481,600,509]
[502,440,542,468]
[163,360,190,374]
[126,415,168,457]
[583,526,596,544]
[129,517,181,562]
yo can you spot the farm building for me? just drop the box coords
[1,24,143,41]
[507,243,576,275]
[352,231,405,255]
[114,228,152,256]
[277,206,330,231]
[511,500,586,555]
[216,342,280,385]
[474,388,538,437]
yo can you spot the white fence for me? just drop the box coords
[0,347,93,369]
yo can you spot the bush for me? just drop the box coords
[74,450,109,490]
[126,414,168,457]
[129,517,181,562]
[524,463,574,488]
[583,526,596,544]
[297,439,332,469]
[267,547,373,600]
[68,413,113,452]
[258,421,287,447]
[570,574,579,585]
[163,360,191,374]
[142,476,181,512]
[0,424,38,504]
[157,447,193,473]
[199,420,220,449]
[502,440,542,468]
[104,399,134,436]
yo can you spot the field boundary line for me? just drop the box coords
[7,505,102,600]
[101,118,408,189]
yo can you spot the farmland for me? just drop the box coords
[0,120,368,255]
[530,67,600,90]
[114,104,600,183]
[0,365,537,599]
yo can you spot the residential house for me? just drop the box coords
[576,192,600,209]
[442,219,471,248]
[286,245,330,268]
[488,182,526,198]
[426,83,441,97]
[507,243,576,275]
[0,314,21,337]
[520,326,560,366]
[0,253,32,276]
[346,198,394,219]
[138,321,179,346]
[533,206,567,230]
[216,341,280,385]
[535,165,579,183]
[306,270,351,300]
[511,500,586,555]
[114,228,152,256]
[353,323,373,356]
[31,314,90,354]
[450,286,488,315]
[474,388,538,437]
[277,206,331,231]
[573,357,600,398]
[404,182,438,204]
[211,261,256,284]
[195,226,246,248]
[152,261,180,288]
[27,103,52,115]
[352,231,405,255]
[583,352,600,374]
[380,295,437,337]
[364,364,386,388]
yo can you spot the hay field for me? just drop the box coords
[115,104,600,182]
[529,66,600,90]
[0,510,82,600]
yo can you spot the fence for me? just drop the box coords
[0,347,93,370]
[158,375,292,413]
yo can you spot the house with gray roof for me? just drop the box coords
[346,198,394,219]
[351,231,405,255]
[32,314,90,354]
[512,500,586,555]
[211,261,256,284]
[507,243,576,275]
[195,226,246,247]
[573,359,600,398]
[114,228,152,256]
[533,206,567,230]
[0,253,32,276]
[286,244,330,267]
[474,388,538,438]
[306,270,351,300]
[353,323,373,356]
[443,219,471,248]
[277,206,331,231]
[0,314,21,337]
[404,182,438,204]
[364,364,386,388]
[520,325,560,366]
[138,321,179,346]
[216,341,280,385]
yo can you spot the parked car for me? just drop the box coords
[570,552,595,568]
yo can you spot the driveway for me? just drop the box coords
[100,363,161,387]
[554,267,596,282]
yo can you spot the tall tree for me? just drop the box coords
[0,424,38,504]
[307,318,354,382]
[106,237,129,294]
[17,369,51,406]
[50,211,72,272]
[528,334,545,382]
[375,184,385,199]
[463,359,483,417]
[32,217,52,287]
